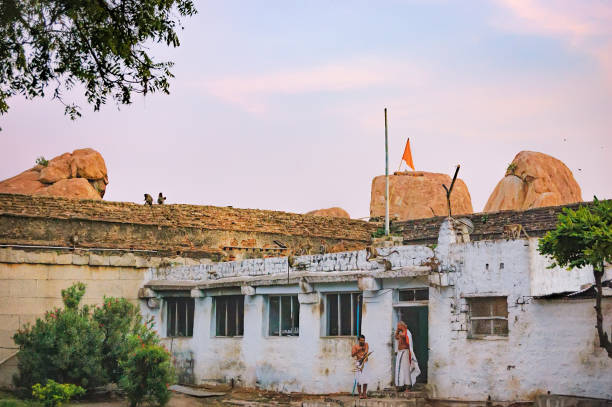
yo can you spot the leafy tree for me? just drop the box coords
[0,0,196,119]
[538,198,612,358]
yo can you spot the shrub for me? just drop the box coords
[13,283,171,401]
[13,283,106,393]
[92,297,143,383]
[35,157,48,167]
[119,336,175,407]
[32,380,85,407]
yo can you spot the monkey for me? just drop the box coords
[503,224,523,240]
[144,194,153,206]
[366,246,379,261]
[366,246,399,271]
[157,192,166,205]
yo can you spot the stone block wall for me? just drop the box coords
[395,201,597,244]
[0,193,377,260]
[0,246,212,389]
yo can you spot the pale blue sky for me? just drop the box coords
[1,0,611,218]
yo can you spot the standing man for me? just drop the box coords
[351,334,370,399]
[395,321,420,390]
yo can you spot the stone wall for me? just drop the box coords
[395,201,596,245]
[0,193,377,260]
[0,247,212,389]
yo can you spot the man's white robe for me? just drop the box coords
[395,328,420,387]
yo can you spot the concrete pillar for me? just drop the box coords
[361,289,394,391]
[241,294,264,387]
[298,291,321,392]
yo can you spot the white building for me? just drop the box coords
[140,219,612,401]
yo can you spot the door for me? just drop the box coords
[396,306,428,384]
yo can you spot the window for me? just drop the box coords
[215,295,244,337]
[166,298,195,337]
[326,293,362,336]
[467,296,508,338]
[268,295,300,336]
[399,288,429,302]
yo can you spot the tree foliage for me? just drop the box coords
[538,197,612,358]
[0,0,196,118]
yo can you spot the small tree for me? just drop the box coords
[13,283,106,392]
[538,198,612,358]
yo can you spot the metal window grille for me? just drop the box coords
[326,293,363,336]
[398,288,429,302]
[214,295,244,337]
[166,298,195,337]
[268,295,300,336]
[467,296,508,337]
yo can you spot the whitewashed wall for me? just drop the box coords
[142,219,612,400]
[428,222,612,401]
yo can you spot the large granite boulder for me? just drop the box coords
[0,148,108,199]
[370,171,473,221]
[305,207,350,219]
[484,151,582,212]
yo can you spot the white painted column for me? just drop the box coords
[241,294,265,387]
[361,288,394,391]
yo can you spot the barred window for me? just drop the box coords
[268,295,300,336]
[215,295,244,337]
[399,288,429,302]
[467,296,508,338]
[326,293,362,336]
[166,298,195,337]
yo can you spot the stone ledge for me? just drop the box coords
[0,247,213,269]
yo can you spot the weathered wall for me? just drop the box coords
[0,193,377,260]
[428,225,612,401]
[395,201,598,245]
[143,220,612,400]
[0,247,213,389]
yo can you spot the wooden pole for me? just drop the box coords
[385,108,389,236]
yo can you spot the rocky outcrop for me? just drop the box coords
[305,207,350,219]
[0,148,108,200]
[370,171,473,221]
[484,151,582,212]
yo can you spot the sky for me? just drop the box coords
[1,0,611,219]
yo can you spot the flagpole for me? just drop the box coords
[384,108,389,236]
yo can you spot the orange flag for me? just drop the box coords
[402,138,415,170]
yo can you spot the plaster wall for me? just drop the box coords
[0,258,147,389]
[428,234,612,401]
[142,284,401,394]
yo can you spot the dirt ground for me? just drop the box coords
[74,387,339,407]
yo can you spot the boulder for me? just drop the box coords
[38,153,72,184]
[0,148,108,199]
[483,151,582,212]
[0,170,46,195]
[38,178,101,200]
[370,171,473,221]
[71,148,108,181]
[305,207,350,219]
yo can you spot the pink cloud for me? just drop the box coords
[493,0,612,84]
[198,58,426,113]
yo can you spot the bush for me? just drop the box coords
[119,336,174,407]
[92,297,143,383]
[32,380,85,407]
[13,284,106,393]
[35,157,48,167]
[13,283,172,401]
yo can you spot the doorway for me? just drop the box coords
[395,306,428,384]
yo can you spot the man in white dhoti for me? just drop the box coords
[394,321,420,390]
[351,334,370,399]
